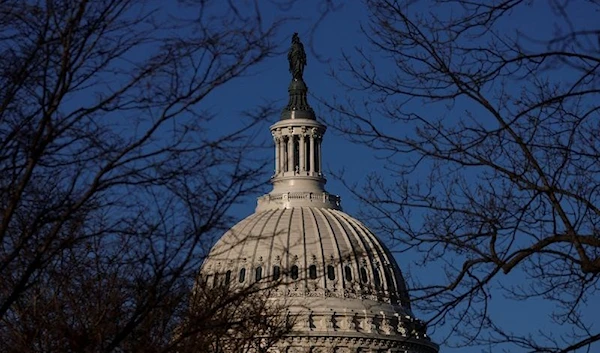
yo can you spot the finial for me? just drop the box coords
[288,32,307,81]
[282,33,315,120]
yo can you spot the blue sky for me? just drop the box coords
[189,1,599,352]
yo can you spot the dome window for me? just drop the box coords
[309,264,317,279]
[238,268,246,283]
[225,270,232,285]
[255,266,263,281]
[273,265,281,281]
[374,269,381,289]
[360,267,369,283]
[327,265,335,280]
[291,265,299,280]
[344,266,353,281]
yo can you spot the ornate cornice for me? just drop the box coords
[274,335,439,353]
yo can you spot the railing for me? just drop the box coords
[257,191,341,207]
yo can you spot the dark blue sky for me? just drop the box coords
[178,2,599,352]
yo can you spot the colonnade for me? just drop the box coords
[273,129,322,176]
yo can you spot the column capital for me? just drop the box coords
[310,127,322,138]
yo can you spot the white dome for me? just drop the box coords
[201,207,437,352]
[203,207,411,308]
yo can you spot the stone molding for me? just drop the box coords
[272,335,438,353]
[286,311,430,343]
[257,191,341,211]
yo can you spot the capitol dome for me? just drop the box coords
[200,34,438,353]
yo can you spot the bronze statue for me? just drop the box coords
[288,33,306,81]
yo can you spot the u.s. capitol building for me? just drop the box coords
[200,34,439,353]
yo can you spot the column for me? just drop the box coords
[299,134,305,172]
[288,135,294,173]
[309,134,315,174]
[316,136,321,173]
[280,136,287,172]
[274,137,280,174]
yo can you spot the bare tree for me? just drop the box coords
[173,279,294,353]
[328,0,600,352]
[0,0,302,351]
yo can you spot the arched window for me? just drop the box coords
[255,266,263,281]
[344,266,353,281]
[213,273,219,288]
[360,267,369,283]
[374,269,381,289]
[238,268,246,283]
[327,265,335,280]
[273,265,281,281]
[309,264,317,279]
[225,270,232,285]
[291,265,299,280]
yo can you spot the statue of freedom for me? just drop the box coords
[288,33,306,81]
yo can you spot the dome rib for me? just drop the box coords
[285,207,309,291]
[282,208,294,278]
[318,208,348,294]
[261,208,286,278]
[324,208,365,293]
[249,209,276,268]
[330,209,372,294]
[235,209,271,275]
[207,210,265,270]
[338,210,379,295]
[346,211,408,306]
[308,207,330,291]
[354,213,398,299]
[331,209,359,292]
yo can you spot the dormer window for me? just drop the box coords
[361,267,369,283]
[309,264,317,279]
[255,266,263,281]
[374,268,381,289]
[327,265,335,280]
[344,265,353,281]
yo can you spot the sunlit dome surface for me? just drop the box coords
[204,206,411,306]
